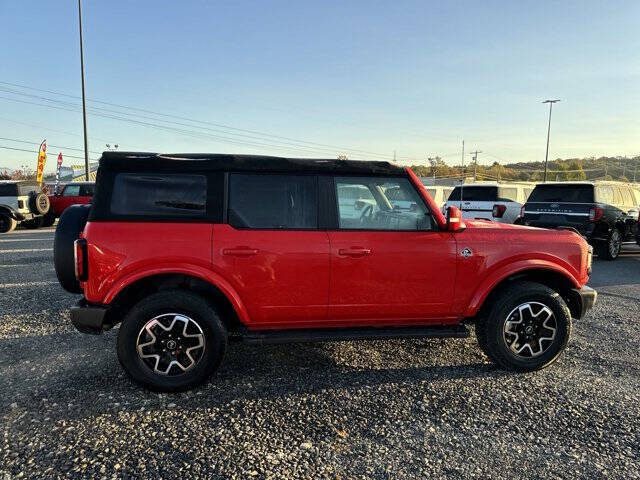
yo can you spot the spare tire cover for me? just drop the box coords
[54,205,91,294]
[29,192,50,215]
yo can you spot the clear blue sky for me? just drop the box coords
[1,0,638,172]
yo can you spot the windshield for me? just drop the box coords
[528,184,594,203]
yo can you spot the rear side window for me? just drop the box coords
[425,188,436,198]
[529,185,594,203]
[0,184,17,196]
[110,173,207,217]
[228,174,318,229]
[80,184,94,196]
[17,183,40,196]
[448,186,497,201]
[498,187,518,202]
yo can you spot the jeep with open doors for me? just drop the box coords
[521,182,639,260]
[0,180,50,233]
[54,152,596,392]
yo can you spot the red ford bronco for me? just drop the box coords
[54,152,596,392]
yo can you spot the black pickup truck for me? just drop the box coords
[521,182,640,260]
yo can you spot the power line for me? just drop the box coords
[0,136,104,155]
[0,80,428,162]
[0,144,97,161]
[0,93,407,161]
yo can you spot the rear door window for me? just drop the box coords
[111,173,207,217]
[529,185,594,203]
[228,174,318,229]
[448,186,497,201]
[63,185,81,197]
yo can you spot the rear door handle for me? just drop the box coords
[222,247,259,256]
[338,247,371,257]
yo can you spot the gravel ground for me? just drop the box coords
[1,228,639,479]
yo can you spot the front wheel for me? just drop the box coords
[117,290,227,392]
[476,281,571,371]
[0,215,17,233]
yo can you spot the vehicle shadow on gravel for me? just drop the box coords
[0,330,512,421]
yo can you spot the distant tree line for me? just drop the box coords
[411,155,640,183]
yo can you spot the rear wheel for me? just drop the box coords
[117,290,227,392]
[42,211,56,227]
[476,281,571,371]
[596,227,621,260]
[22,217,44,229]
[0,215,17,233]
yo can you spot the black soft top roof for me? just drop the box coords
[99,151,405,176]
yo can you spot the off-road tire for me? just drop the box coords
[475,281,571,371]
[596,228,622,261]
[22,217,44,229]
[0,215,17,233]
[42,211,56,227]
[54,205,90,293]
[29,192,50,215]
[117,290,227,392]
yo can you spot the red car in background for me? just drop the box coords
[44,181,94,227]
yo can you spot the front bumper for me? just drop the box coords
[70,299,108,335]
[567,286,597,320]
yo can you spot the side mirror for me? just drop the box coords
[447,206,466,232]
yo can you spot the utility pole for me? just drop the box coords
[461,140,465,181]
[78,0,90,181]
[469,150,482,181]
[542,99,560,182]
[460,140,465,207]
[428,156,437,180]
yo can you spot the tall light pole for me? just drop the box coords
[78,0,90,180]
[542,99,560,182]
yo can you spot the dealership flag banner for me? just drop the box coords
[36,140,47,184]
[54,152,63,193]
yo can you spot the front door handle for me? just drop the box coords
[222,247,259,256]
[338,247,371,257]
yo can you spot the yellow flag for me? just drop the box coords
[36,140,47,184]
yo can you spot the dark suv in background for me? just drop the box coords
[521,182,639,260]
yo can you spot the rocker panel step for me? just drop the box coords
[242,325,469,345]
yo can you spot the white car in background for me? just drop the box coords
[444,183,533,224]
[423,185,455,208]
[0,180,51,233]
[336,184,377,220]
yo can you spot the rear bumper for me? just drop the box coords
[70,299,108,335]
[567,286,597,320]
